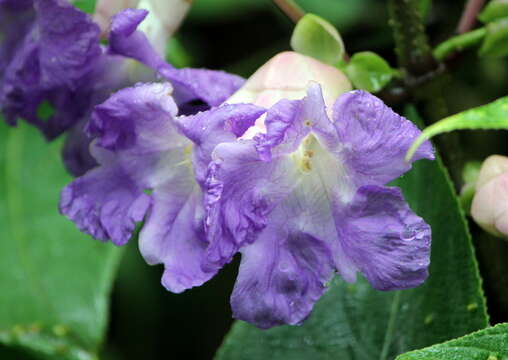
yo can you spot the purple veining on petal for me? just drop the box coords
[140,184,215,293]
[0,0,102,138]
[176,103,265,183]
[253,99,308,161]
[59,156,151,245]
[334,90,434,185]
[333,185,431,290]
[231,229,334,329]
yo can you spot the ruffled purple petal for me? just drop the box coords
[87,82,179,152]
[334,185,431,290]
[160,67,246,109]
[59,149,151,245]
[231,228,334,329]
[0,0,101,137]
[176,103,265,183]
[334,90,434,185]
[139,183,214,293]
[203,99,312,270]
[36,0,102,89]
[61,82,221,292]
[253,99,309,161]
[60,83,179,244]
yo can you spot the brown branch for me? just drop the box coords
[272,0,305,23]
[457,0,486,34]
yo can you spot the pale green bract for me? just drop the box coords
[290,13,345,66]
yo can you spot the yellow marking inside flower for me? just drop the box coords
[292,135,318,173]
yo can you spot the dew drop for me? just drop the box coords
[279,262,290,272]
[400,228,416,241]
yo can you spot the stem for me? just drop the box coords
[379,291,401,360]
[388,0,436,76]
[388,0,467,189]
[272,0,305,23]
[457,0,486,34]
[433,27,486,61]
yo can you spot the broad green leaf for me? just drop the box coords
[290,14,345,66]
[406,96,508,161]
[397,323,508,360]
[215,109,488,360]
[0,122,123,360]
[344,51,394,92]
[480,18,508,57]
[479,0,508,23]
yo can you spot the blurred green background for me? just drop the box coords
[3,0,508,359]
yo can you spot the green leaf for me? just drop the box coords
[480,18,508,57]
[215,109,488,360]
[166,37,194,68]
[0,122,123,360]
[72,0,96,14]
[344,51,394,92]
[397,323,508,360]
[290,13,345,66]
[479,0,508,23]
[406,96,508,161]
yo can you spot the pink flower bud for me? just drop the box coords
[94,0,192,55]
[226,51,352,139]
[471,155,508,237]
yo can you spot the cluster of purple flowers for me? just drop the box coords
[1,0,434,329]
[0,0,242,175]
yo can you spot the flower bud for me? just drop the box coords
[471,155,508,237]
[226,51,352,138]
[94,0,191,55]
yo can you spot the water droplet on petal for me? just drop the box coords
[400,227,416,241]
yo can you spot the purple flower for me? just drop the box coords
[0,1,244,176]
[59,50,434,329]
[202,84,434,328]
[60,82,265,292]
[0,0,102,134]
